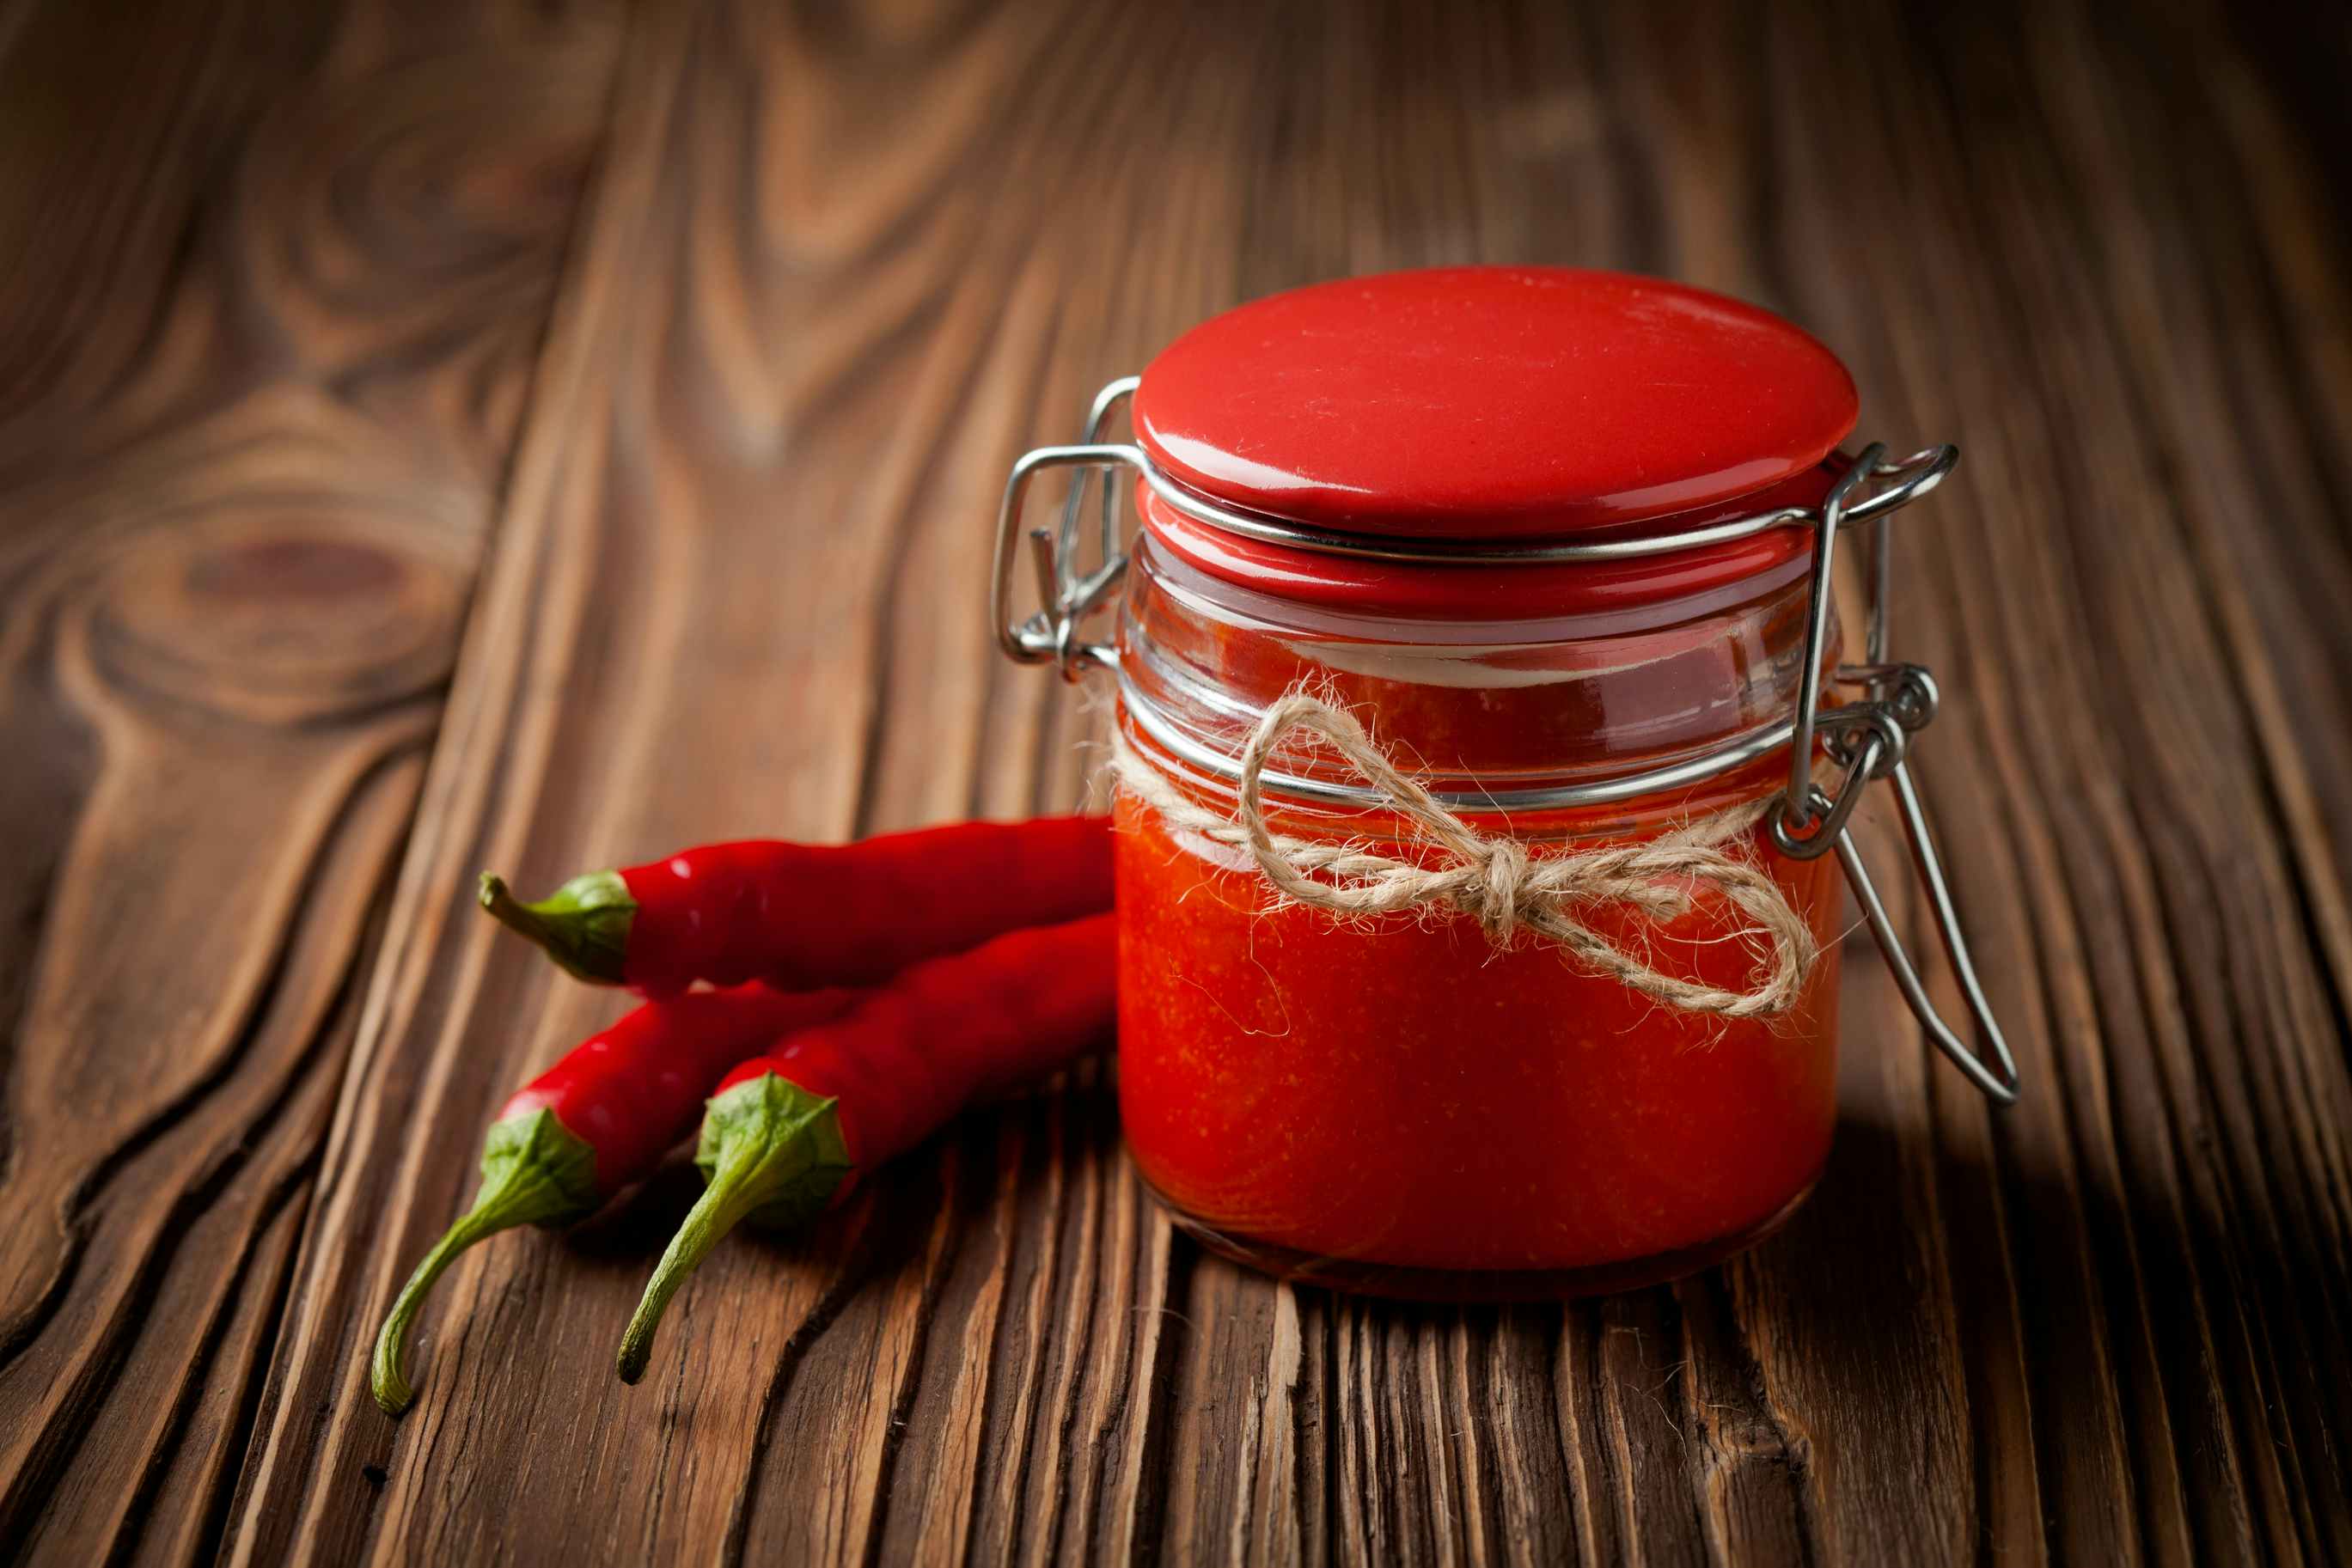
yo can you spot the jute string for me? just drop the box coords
[1112,690,1817,1019]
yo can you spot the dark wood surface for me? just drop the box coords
[3,0,2348,1561]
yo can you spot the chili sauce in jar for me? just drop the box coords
[992,266,2018,1300]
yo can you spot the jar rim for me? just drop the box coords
[1136,458,1847,619]
[1115,515,1843,813]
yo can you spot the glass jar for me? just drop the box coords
[992,266,2019,1300]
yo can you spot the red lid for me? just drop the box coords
[1133,266,1858,539]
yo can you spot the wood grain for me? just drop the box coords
[3,0,2349,1561]
[0,0,620,1559]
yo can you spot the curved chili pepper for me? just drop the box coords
[370,983,858,1415]
[478,816,1112,997]
[614,913,1115,1383]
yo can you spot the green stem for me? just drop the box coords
[370,1109,599,1416]
[478,869,637,985]
[615,1074,849,1385]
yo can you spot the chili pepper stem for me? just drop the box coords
[370,1109,599,1417]
[478,869,637,985]
[615,1074,850,1385]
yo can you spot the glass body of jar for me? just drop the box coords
[1110,509,1848,1300]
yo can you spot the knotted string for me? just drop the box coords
[1112,690,1817,1019]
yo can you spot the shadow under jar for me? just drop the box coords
[992,266,2020,1301]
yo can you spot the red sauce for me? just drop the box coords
[1112,753,1843,1290]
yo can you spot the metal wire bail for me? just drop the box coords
[989,378,1139,680]
[991,376,2022,1105]
[1774,451,2021,1105]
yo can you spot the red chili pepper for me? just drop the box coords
[477,816,1111,997]
[370,984,858,1415]
[614,913,1115,1383]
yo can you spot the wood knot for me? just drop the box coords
[90,509,470,728]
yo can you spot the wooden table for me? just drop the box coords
[4,0,2349,1561]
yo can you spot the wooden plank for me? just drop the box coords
[263,0,2352,1558]
[0,1,622,1561]
[0,0,2343,1559]
[1770,3,2352,1565]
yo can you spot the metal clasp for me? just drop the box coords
[1773,446,2021,1105]
[989,377,1140,680]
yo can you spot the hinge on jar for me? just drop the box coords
[1768,447,2021,1103]
[990,376,1140,681]
[992,378,2021,1105]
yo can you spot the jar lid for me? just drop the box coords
[1132,266,1858,540]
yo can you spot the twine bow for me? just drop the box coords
[1113,690,1817,1019]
